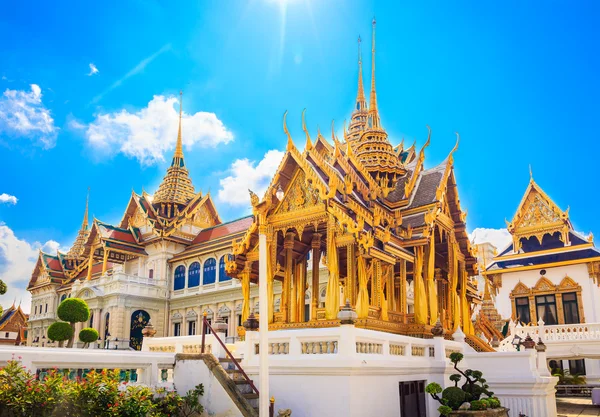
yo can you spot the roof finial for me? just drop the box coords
[302,109,312,151]
[172,90,185,166]
[368,17,380,129]
[529,164,533,182]
[355,35,367,112]
[82,187,90,231]
[283,111,294,151]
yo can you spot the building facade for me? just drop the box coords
[485,175,600,378]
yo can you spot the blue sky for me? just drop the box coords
[1,1,599,311]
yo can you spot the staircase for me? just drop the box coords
[219,357,261,415]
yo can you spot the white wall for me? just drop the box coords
[496,263,600,322]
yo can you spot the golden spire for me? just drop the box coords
[172,90,185,167]
[355,36,367,112]
[368,17,381,129]
[82,187,90,231]
[302,109,312,151]
[153,90,197,207]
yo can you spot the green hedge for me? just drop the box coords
[79,327,99,343]
[57,298,90,323]
[47,322,74,342]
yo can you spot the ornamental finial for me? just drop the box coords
[82,187,90,231]
[283,110,294,151]
[529,164,533,182]
[354,35,367,112]
[302,108,312,151]
[368,16,380,129]
[172,90,185,166]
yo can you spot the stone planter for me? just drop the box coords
[448,408,509,417]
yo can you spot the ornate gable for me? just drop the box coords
[510,281,530,297]
[507,179,571,246]
[533,276,555,293]
[273,169,323,216]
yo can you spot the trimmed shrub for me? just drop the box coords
[57,298,90,323]
[442,386,466,410]
[470,399,488,410]
[0,279,6,295]
[79,328,99,348]
[48,322,74,346]
[488,398,501,409]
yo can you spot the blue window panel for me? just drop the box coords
[203,258,217,285]
[219,256,232,282]
[188,262,201,288]
[174,265,186,290]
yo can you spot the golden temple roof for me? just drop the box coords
[153,92,197,206]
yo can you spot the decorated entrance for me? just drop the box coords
[129,310,150,350]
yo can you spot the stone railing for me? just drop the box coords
[142,335,218,356]
[499,319,600,358]
[113,272,166,287]
[240,325,464,366]
[0,345,175,387]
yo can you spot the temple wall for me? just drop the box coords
[495,263,599,323]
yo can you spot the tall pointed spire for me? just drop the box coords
[172,90,185,168]
[368,17,381,129]
[67,189,92,259]
[153,90,197,207]
[355,36,367,112]
[81,187,90,231]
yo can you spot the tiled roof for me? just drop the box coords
[407,162,446,209]
[191,216,253,245]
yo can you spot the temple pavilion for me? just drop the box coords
[227,19,486,347]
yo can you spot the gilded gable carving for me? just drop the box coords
[558,276,579,290]
[533,276,554,292]
[129,208,147,228]
[511,281,530,297]
[276,170,322,215]
[192,204,217,229]
[518,194,561,228]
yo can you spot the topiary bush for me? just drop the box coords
[57,298,90,348]
[47,322,74,347]
[442,387,466,410]
[426,352,502,415]
[79,328,99,348]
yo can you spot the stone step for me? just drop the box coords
[243,393,259,400]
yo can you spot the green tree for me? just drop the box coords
[79,327,99,349]
[0,279,7,316]
[57,298,90,348]
[47,322,74,347]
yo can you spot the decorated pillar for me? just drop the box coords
[324,225,340,320]
[346,243,356,305]
[426,228,438,325]
[283,232,295,323]
[356,255,369,319]
[311,233,322,321]
[102,249,110,276]
[295,258,307,322]
[413,246,428,325]
[399,260,407,314]
[290,259,297,323]
[267,230,275,324]
[86,246,95,280]
[241,265,251,323]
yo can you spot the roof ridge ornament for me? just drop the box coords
[302,109,312,152]
[368,17,380,129]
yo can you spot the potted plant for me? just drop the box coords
[425,352,509,416]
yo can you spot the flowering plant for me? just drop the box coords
[0,360,203,417]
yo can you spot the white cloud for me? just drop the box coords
[0,193,17,205]
[88,63,99,76]
[0,223,62,313]
[218,150,285,206]
[0,84,58,148]
[469,228,512,252]
[84,94,234,166]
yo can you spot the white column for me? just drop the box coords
[258,228,269,417]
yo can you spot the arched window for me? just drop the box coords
[60,294,66,303]
[104,312,110,339]
[174,265,186,290]
[203,258,217,285]
[219,256,232,282]
[148,269,154,279]
[89,311,94,328]
[188,262,201,288]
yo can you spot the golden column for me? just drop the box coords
[426,229,439,325]
[290,259,297,323]
[413,246,428,325]
[387,262,394,313]
[241,264,251,323]
[101,249,110,276]
[311,233,322,321]
[324,228,340,320]
[356,255,369,319]
[267,230,275,324]
[283,232,295,323]
[346,244,357,305]
[295,258,307,322]
[86,245,95,280]
[398,260,407,314]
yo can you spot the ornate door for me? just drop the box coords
[129,310,150,350]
